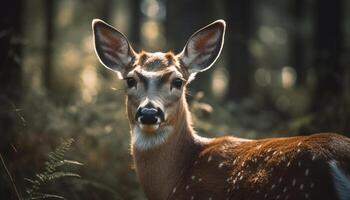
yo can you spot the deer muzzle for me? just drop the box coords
[135,103,165,132]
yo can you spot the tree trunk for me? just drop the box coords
[166,0,215,98]
[224,0,254,102]
[0,0,23,198]
[306,0,349,134]
[289,0,306,85]
[129,0,141,50]
[43,0,54,96]
[312,0,343,109]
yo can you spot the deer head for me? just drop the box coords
[92,19,225,151]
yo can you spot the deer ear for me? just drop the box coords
[178,20,225,74]
[92,19,136,79]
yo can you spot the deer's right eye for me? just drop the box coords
[172,78,183,89]
[126,77,137,88]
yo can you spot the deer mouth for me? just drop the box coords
[138,123,161,133]
[137,115,163,133]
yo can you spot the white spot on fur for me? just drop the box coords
[310,182,315,188]
[191,175,196,180]
[283,187,287,193]
[208,156,212,162]
[264,156,270,162]
[305,168,309,176]
[312,155,316,161]
[292,179,296,187]
[305,193,309,199]
[186,185,189,190]
[279,177,283,183]
[300,184,304,190]
[172,187,176,193]
[219,163,224,168]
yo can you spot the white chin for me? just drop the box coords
[139,123,160,133]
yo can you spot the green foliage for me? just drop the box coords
[24,138,83,200]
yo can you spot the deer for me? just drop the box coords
[92,19,350,200]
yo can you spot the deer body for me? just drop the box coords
[92,19,350,200]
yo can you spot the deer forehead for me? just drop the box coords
[129,52,184,79]
[136,52,177,70]
[128,66,183,79]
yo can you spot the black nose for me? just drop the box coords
[136,103,164,125]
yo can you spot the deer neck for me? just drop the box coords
[130,96,207,200]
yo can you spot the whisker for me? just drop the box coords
[185,90,193,97]
[111,87,127,94]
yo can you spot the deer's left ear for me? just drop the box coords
[178,20,226,74]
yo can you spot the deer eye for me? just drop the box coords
[126,77,137,88]
[172,78,183,89]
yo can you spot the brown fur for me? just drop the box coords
[93,19,350,200]
[125,52,350,200]
[136,51,176,71]
[170,133,350,200]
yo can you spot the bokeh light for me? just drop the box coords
[212,67,229,98]
[255,68,271,87]
[80,65,99,103]
[281,66,296,89]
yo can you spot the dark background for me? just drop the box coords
[1,0,349,199]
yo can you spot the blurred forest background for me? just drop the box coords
[1,0,350,199]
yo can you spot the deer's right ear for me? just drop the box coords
[92,19,136,79]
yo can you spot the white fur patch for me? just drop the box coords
[329,160,350,200]
[131,125,173,151]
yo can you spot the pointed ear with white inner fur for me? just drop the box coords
[178,20,226,75]
[92,19,136,79]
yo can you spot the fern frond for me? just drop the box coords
[24,138,82,200]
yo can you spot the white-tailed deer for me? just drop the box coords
[92,19,350,200]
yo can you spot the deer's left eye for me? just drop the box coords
[172,78,183,89]
[126,77,137,88]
